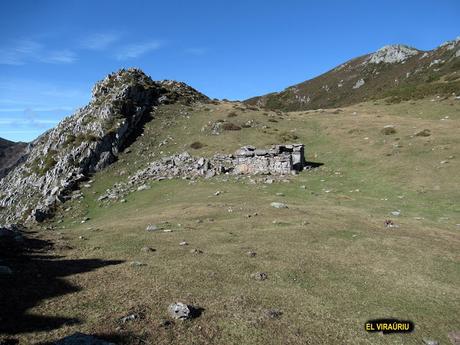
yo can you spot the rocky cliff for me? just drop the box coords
[0,68,208,224]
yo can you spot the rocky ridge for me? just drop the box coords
[0,68,209,224]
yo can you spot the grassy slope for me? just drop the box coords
[13,98,460,344]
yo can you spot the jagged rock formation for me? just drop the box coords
[366,45,420,64]
[0,68,208,224]
[245,38,460,111]
[98,144,306,201]
[0,138,28,179]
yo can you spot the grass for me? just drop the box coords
[10,98,460,345]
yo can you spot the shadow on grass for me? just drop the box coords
[303,161,324,169]
[0,229,124,335]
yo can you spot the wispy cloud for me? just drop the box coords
[0,40,42,65]
[0,118,59,125]
[185,47,207,56]
[116,41,161,60]
[0,106,73,112]
[0,40,77,65]
[81,33,120,50]
[42,50,77,64]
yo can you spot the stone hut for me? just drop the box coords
[232,144,305,175]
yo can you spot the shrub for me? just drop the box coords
[222,122,242,131]
[190,141,205,149]
[227,111,238,118]
[277,131,299,142]
[30,150,58,176]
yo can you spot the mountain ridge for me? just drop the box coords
[245,37,460,110]
[0,68,209,224]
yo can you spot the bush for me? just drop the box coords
[227,111,238,118]
[222,122,242,131]
[190,141,205,149]
[30,150,58,176]
[277,131,299,142]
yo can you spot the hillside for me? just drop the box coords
[245,38,460,111]
[0,66,459,344]
[0,138,27,179]
[0,68,208,224]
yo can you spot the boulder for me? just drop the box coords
[271,202,288,209]
[168,302,191,320]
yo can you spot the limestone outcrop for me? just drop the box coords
[0,68,208,224]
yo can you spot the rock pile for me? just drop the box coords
[99,144,307,201]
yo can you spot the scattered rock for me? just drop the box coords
[264,308,283,319]
[179,241,189,246]
[423,340,439,345]
[415,129,431,137]
[391,210,401,216]
[141,246,155,253]
[384,219,399,228]
[145,224,158,232]
[214,191,221,196]
[190,248,203,254]
[381,125,397,135]
[251,272,268,281]
[120,313,139,323]
[54,332,115,345]
[275,192,285,196]
[168,302,191,320]
[247,251,257,257]
[137,184,150,191]
[270,202,288,209]
[130,261,146,267]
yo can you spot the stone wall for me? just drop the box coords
[232,144,305,175]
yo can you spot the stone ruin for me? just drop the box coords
[98,144,307,202]
[233,144,306,175]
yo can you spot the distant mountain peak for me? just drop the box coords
[245,36,460,111]
[367,44,420,64]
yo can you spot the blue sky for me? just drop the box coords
[0,0,459,142]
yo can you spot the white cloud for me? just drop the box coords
[0,40,76,65]
[116,41,161,60]
[81,33,120,50]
